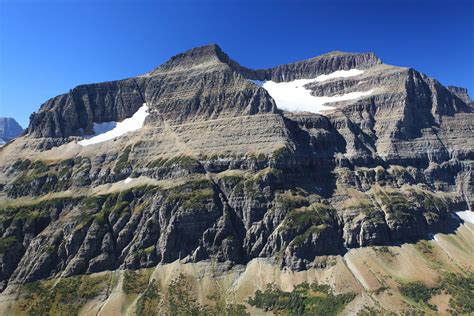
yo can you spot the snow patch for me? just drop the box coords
[78,104,149,146]
[91,121,117,135]
[456,210,474,224]
[313,69,364,82]
[427,233,441,244]
[251,69,372,113]
[124,177,134,184]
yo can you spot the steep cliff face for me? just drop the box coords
[0,44,473,292]
[27,78,147,138]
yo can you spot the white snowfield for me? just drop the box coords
[456,210,474,224]
[78,103,149,146]
[313,68,364,82]
[90,121,117,135]
[252,69,373,113]
[124,177,134,184]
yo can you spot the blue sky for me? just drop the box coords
[1,0,473,128]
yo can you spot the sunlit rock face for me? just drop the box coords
[0,44,473,291]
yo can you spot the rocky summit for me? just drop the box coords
[0,44,473,315]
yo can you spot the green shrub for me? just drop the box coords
[415,240,434,254]
[440,272,474,314]
[290,224,328,247]
[0,236,17,253]
[0,196,77,229]
[374,246,392,254]
[399,281,437,303]
[166,179,215,210]
[12,159,31,171]
[135,273,249,315]
[276,194,309,212]
[282,202,335,232]
[136,280,161,316]
[123,269,150,295]
[114,146,132,173]
[163,274,208,315]
[248,282,356,315]
[20,274,109,315]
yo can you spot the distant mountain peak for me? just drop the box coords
[0,117,23,145]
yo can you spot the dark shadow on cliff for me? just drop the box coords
[346,214,464,253]
[287,214,465,271]
[274,113,346,198]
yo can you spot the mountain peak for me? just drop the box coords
[147,43,234,75]
[249,50,382,83]
[0,117,24,145]
[295,50,382,68]
[170,43,227,61]
[316,50,379,58]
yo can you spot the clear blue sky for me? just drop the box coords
[1,0,473,128]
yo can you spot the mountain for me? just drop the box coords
[0,118,23,146]
[0,44,473,315]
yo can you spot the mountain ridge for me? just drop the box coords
[24,44,472,141]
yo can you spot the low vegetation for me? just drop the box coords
[415,240,434,254]
[113,145,132,174]
[399,281,438,303]
[247,282,356,315]
[136,280,161,316]
[123,269,152,295]
[440,272,474,314]
[231,168,281,197]
[276,193,310,213]
[7,157,95,197]
[399,272,474,313]
[79,184,157,226]
[18,274,109,315]
[146,155,199,171]
[166,178,215,210]
[0,196,77,237]
[282,202,335,231]
[132,273,248,315]
[370,187,450,224]
[0,236,17,253]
